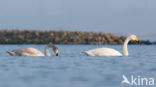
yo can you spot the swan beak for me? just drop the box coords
[56,53,58,56]
[135,37,139,42]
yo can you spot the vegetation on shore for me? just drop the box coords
[0,30,154,45]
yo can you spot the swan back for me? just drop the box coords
[84,48,122,56]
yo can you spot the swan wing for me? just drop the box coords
[84,47,122,56]
[12,48,44,56]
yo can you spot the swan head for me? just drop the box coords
[48,42,59,56]
[129,35,139,41]
[53,47,58,56]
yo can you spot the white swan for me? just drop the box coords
[7,43,58,56]
[83,34,138,56]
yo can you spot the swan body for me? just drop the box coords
[84,34,138,56]
[84,48,122,56]
[7,43,58,56]
[7,48,45,56]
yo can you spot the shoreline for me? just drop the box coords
[0,30,155,45]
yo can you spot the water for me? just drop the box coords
[0,44,156,87]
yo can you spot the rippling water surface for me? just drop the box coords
[0,44,156,87]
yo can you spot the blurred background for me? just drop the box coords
[0,1,156,87]
[0,0,156,38]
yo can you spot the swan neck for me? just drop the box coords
[123,37,130,56]
[45,46,51,56]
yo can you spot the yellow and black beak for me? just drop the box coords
[135,37,139,42]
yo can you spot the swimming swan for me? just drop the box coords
[7,43,58,56]
[83,34,138,56]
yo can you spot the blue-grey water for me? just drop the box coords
[0,44,156,87]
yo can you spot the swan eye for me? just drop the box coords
[135,37,139,41]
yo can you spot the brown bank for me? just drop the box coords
[0,30,154,45]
